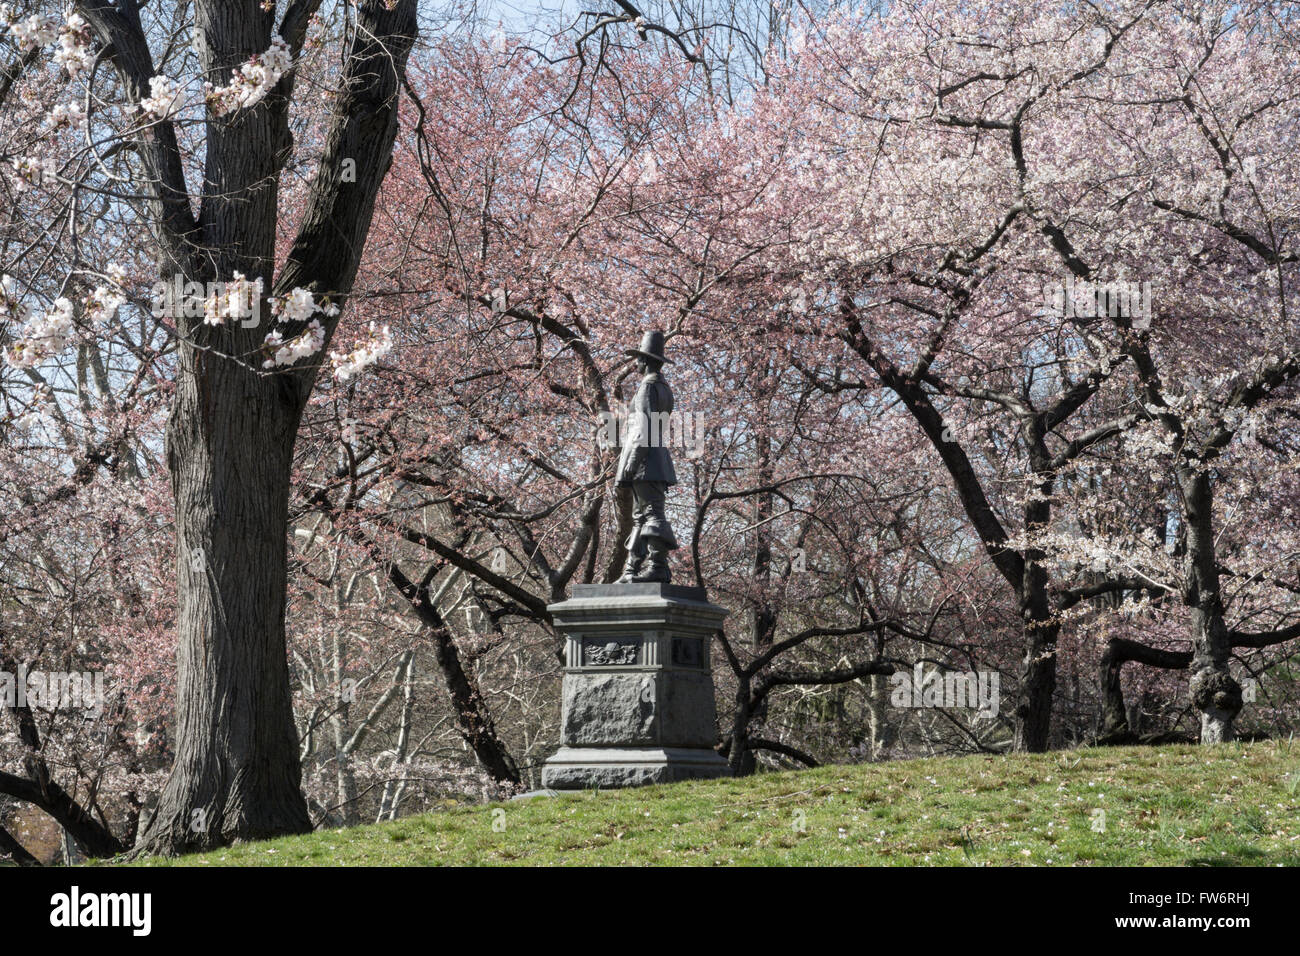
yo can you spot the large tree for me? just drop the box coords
[2,0,418,855]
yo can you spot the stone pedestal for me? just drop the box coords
[541,583,731,789]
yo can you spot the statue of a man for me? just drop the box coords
[616,330,678,583]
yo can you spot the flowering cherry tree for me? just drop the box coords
[735,0,1300,745]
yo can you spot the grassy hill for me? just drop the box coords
[133,741,1300,866]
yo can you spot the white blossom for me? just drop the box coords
[54,14,92,78]
[84,283,125,327]
[331,323,392,381]
[270,285,338,323]
[205,36,292,116]
[263,318,325,369]
[139,75,185,120]
[7,12,58,51]
[12,383,53,429]
[10,155,56,190]
[47,100,86,129]
[5,297,76,368]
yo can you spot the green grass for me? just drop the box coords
[131,741,1300,866]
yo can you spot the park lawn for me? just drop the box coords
[130,741,1300,866]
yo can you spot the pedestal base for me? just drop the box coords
[541,746,731,790]
[539,583,732,791]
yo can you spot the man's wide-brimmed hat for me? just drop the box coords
[625,330,673,365]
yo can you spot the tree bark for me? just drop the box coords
[1013,464,1059,753]
[140,367,311,852]
[866,672,893,758]
[377,652,416,822]
[737,403,776,775]
[1178,468,1242,743]
[331,632,360,827]
[728,675,753,776]
[0,824,40,866]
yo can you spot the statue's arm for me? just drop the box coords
[627,385,655,473]
[615,385,648,482]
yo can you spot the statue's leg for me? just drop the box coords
[618,538,646,581]
[630,482,673,583]
[618,487,649,581]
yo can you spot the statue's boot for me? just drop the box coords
[618,529,647,582]
[631,537,671,583]
[618,556,645,582]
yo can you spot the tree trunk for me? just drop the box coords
[331,633,359,827]
[1014,613,1058,752]
[1096,637,1193,743]
[136,363,311,855]
[1099,640,1133,741]
[0,824,40,866]
[1013,471,1058,753]
[1178,469,1241,743]
[377,652,416,822]
[728,677,754,776]
[866,672,892,758]
[429,624,521,787]
[738,416,776,775]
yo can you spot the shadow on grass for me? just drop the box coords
[1183,846,1297,866]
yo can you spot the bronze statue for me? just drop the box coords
[617,331,678,583]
